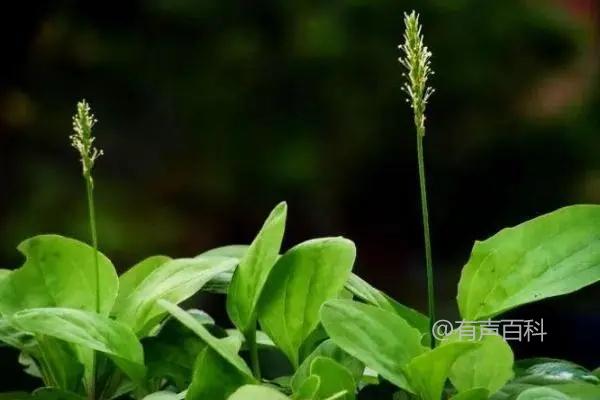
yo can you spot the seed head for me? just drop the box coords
[399,11,434,135]
[70,100,103,181]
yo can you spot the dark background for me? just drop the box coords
[0,0,598,392]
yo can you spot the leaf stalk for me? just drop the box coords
[246,324,261,379]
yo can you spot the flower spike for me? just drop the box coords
[70,100,103,183]
[399,11,435,135]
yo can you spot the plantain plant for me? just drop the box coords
[0,10,599,400]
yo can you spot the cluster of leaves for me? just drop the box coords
[1,7,599,399]
[0,202,599,400]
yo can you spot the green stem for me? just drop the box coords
[246,326,261,379]
[85,177,100,313]
[85,175,99,400]
[416,127,436,348]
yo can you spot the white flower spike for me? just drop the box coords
[70,100,103,182]
[399,11,435,135]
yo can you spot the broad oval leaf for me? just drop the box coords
[259,237,356,367]
[320,299,426,392]
[159,300,254,379]
[115,256,237,335]
[115,255,171,307]
[458,205,600,320]
[227,385,289,400]
[309,357,356,400]
[0,235,118,316]
[8,307,144,383]
[441,328,514,394]
[345,274,429,337]
[405,342,480,400]
[227,202,287,334]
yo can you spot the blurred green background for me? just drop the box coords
[0,0,598,392]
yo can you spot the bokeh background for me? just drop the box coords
[1,0,598,393]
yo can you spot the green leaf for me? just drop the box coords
[8,307,144,383]
[450,388,490,400]
[199,245,249,259]
[114,256,237,335]
[292,340,363,393]
[159,300,254,378]
[226,329,275,348]
[0,269,10,281]
[441,328,514,394]
[227,202,287,334]
[259,237,356,367]
[345,274,429,336]
[143,313,212,389]
[0,235,118,316]
[548,383,600,400]
[227,385,289,400]
[0,318,35,349]
[309,357,355,400]
[298,324,329,362]
[490,383,537,400]
[513,358,599,385]
[115,255,171,307]
[293,375,320,399]
[405,342,480,400]
[186,338,255,400]
[515,387,569,400]
[320,299,426,392]
[491,382,600,400]
[203,271,234,294]
[197,246,250,294]
[142,392,186,400]
[457,205,600,320]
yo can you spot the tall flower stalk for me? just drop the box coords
[399,11,436,347]
[70,99,103,398]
